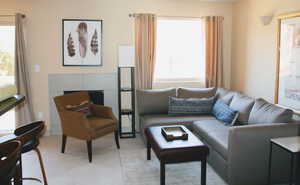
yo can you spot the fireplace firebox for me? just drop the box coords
[64,90,104,105]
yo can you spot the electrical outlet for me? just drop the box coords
[34,64,41,72]
[37,112,43,120]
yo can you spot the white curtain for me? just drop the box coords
[15,13,35,126]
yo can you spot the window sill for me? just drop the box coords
[0,130,14,136]
[153,81,205,89]
[154,80,203,83]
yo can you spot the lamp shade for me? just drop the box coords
[118,45,135,67]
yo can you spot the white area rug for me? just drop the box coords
[21,134,227,185]
[120,137,227,185]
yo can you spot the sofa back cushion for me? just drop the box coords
[177,87,216,99]
[229,93,255,124]
[248,98,294,124]
[216,88,236,105]
[136,88,177,115]
[168,96,215,115]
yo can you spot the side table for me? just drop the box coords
[268,136,300,185]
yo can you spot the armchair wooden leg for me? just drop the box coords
[114,131,120,149]
[61,135,67,153]
[87,141,92,163]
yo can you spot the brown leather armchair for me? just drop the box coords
[53,92,120,162]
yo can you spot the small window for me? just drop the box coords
[154,18,205,83]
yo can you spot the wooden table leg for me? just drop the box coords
[201,158,207,185]
[160,161,165,185]
[35,148,48,185]
[147,141,151,160]
[296,153,300,185]
[290,153,295,185]
[268,142,273,185]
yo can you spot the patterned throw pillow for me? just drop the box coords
[65,100,92,116]
[168,96,215,115]
[212,99,239,126]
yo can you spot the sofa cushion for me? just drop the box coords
[229,93,255,124]
[141,114,217,129]
[212,99,239,125]
[136,88,176,115]
[177,87,216,99]
[192,120,229,160]
[248,98,294,124]
[168,96,215,115]
[216,88,236,105]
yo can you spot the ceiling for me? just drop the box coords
[196,0,237,2]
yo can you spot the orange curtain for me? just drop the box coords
[204,16,224,88]
[134,14,156,89]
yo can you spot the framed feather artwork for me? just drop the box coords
[62,19,102,66]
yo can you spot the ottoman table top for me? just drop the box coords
[145,125,209,162]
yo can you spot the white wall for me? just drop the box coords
[0,0,233,129]
[232,0,300,102]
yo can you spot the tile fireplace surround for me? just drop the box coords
[48,73,118,135]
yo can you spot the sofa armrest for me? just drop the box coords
[228,123,299,185]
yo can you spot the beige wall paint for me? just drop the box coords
[0,0,233,129]
[232,0,300,102]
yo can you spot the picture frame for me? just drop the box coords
[62,19,102,66]
[275,11,300,112]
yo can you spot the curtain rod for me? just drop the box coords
[0,14,26,18]
[129,14,203,19]
[129,14,224,20]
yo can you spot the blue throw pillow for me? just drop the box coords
[168,96,215,115]
[212,99,239,125]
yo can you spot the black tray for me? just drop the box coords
[161,126,188,141]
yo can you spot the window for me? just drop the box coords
[0,25,16,132]
[154,18,205,83]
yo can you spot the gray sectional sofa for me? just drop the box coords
[136,87,300,185]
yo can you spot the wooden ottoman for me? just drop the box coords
[145,125,209,185]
